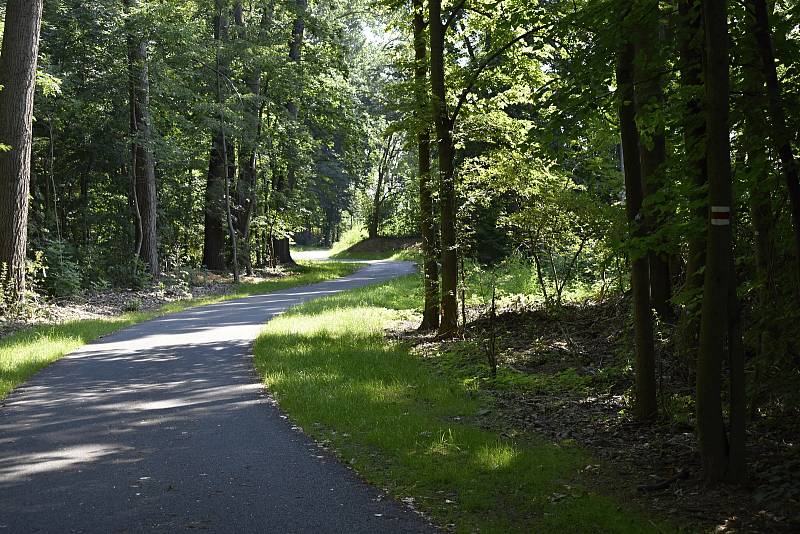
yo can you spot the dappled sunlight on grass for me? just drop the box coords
[253,276,668,533]
[0,317,144,398]
[475,442,518,471]
[0,262,359,399]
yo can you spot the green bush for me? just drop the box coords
[106,259,152,289]
[40,240,82,299]
[122,298,142,312]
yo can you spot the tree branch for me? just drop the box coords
[443,0,467,32]
[450,25,548,127]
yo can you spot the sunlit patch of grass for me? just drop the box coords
[0,261,359,399]
[329,225,369,255]
[475,442,518,470]
[253,276,670,533]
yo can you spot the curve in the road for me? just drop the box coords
[0,261,432,533]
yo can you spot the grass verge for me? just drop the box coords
[252,274,669,533]
[0,261,359,399]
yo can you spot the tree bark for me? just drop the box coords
[676,0,707,366]
[747,0,800,284]
[0,0,43,300]
[370,133,396,240]
[215,12,239,285]
[369,149,385,240]
[204,130,228,271]
[203,1,230,271]
[740,29,777,417]
[270,0,307,266]
[697,0,737,483]
[125,0,159,278]
[429,0,458,336]
[633,0,671,318]
[413,0,440,330]
[234,0,260,276]
[617,10,658,420]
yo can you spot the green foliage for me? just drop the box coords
[122,298,142,312]
[106,260,152,290]
[329,225,369,254]
[39,240,82,299]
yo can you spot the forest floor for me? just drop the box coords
[392,296,800,533]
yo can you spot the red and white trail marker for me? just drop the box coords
[710,206,731,226]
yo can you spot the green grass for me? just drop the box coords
[329,225,369,255]
[253,275,671,533]
[432,341,630,395]
[462,256,601,308]
[0,261,359,399]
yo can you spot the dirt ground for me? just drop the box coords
[394,297,800,533]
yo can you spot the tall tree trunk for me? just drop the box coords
[270,0,307,265]
[234,0,260,276]
[747,0,800,284]
[740,12,778,418]
[215,13,239,285]
[125,0,159,278]
[370,165,383,240]
[429,0,458,336]
[204,131,228,271]
[633,0,671,318]
[203,1,230,271]
[617,9,658,420]
[697,0,744,483]
[414,0,440,330]
[370,134,394,240]
[676,0,707,368]
[220,101,239,284]
[0,0,43,301]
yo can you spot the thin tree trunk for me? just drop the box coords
[740,17,778,417]
[727,257,746,482]
[532,250,549,302]
[0,0,44,300]
[413,0,440,330]
[269,0,307,266]
[676,0,707,368]
[125,0,159,278]
[696,0,735,483]
[216,39,239,284]
[633,0,671,318]
[429,0,458,336]
[617,12,658,420]
[748,0,800,283]
[131,148,143,275]
[370,142,387,240]
[234,0,262,276]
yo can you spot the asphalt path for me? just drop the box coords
[0,260,433,533]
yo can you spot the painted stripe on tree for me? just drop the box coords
[711,206,731,226]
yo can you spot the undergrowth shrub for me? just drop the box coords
[107,259,152,289]
[40,240,82,299]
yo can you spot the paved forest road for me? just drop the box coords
[0,261,432,533]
